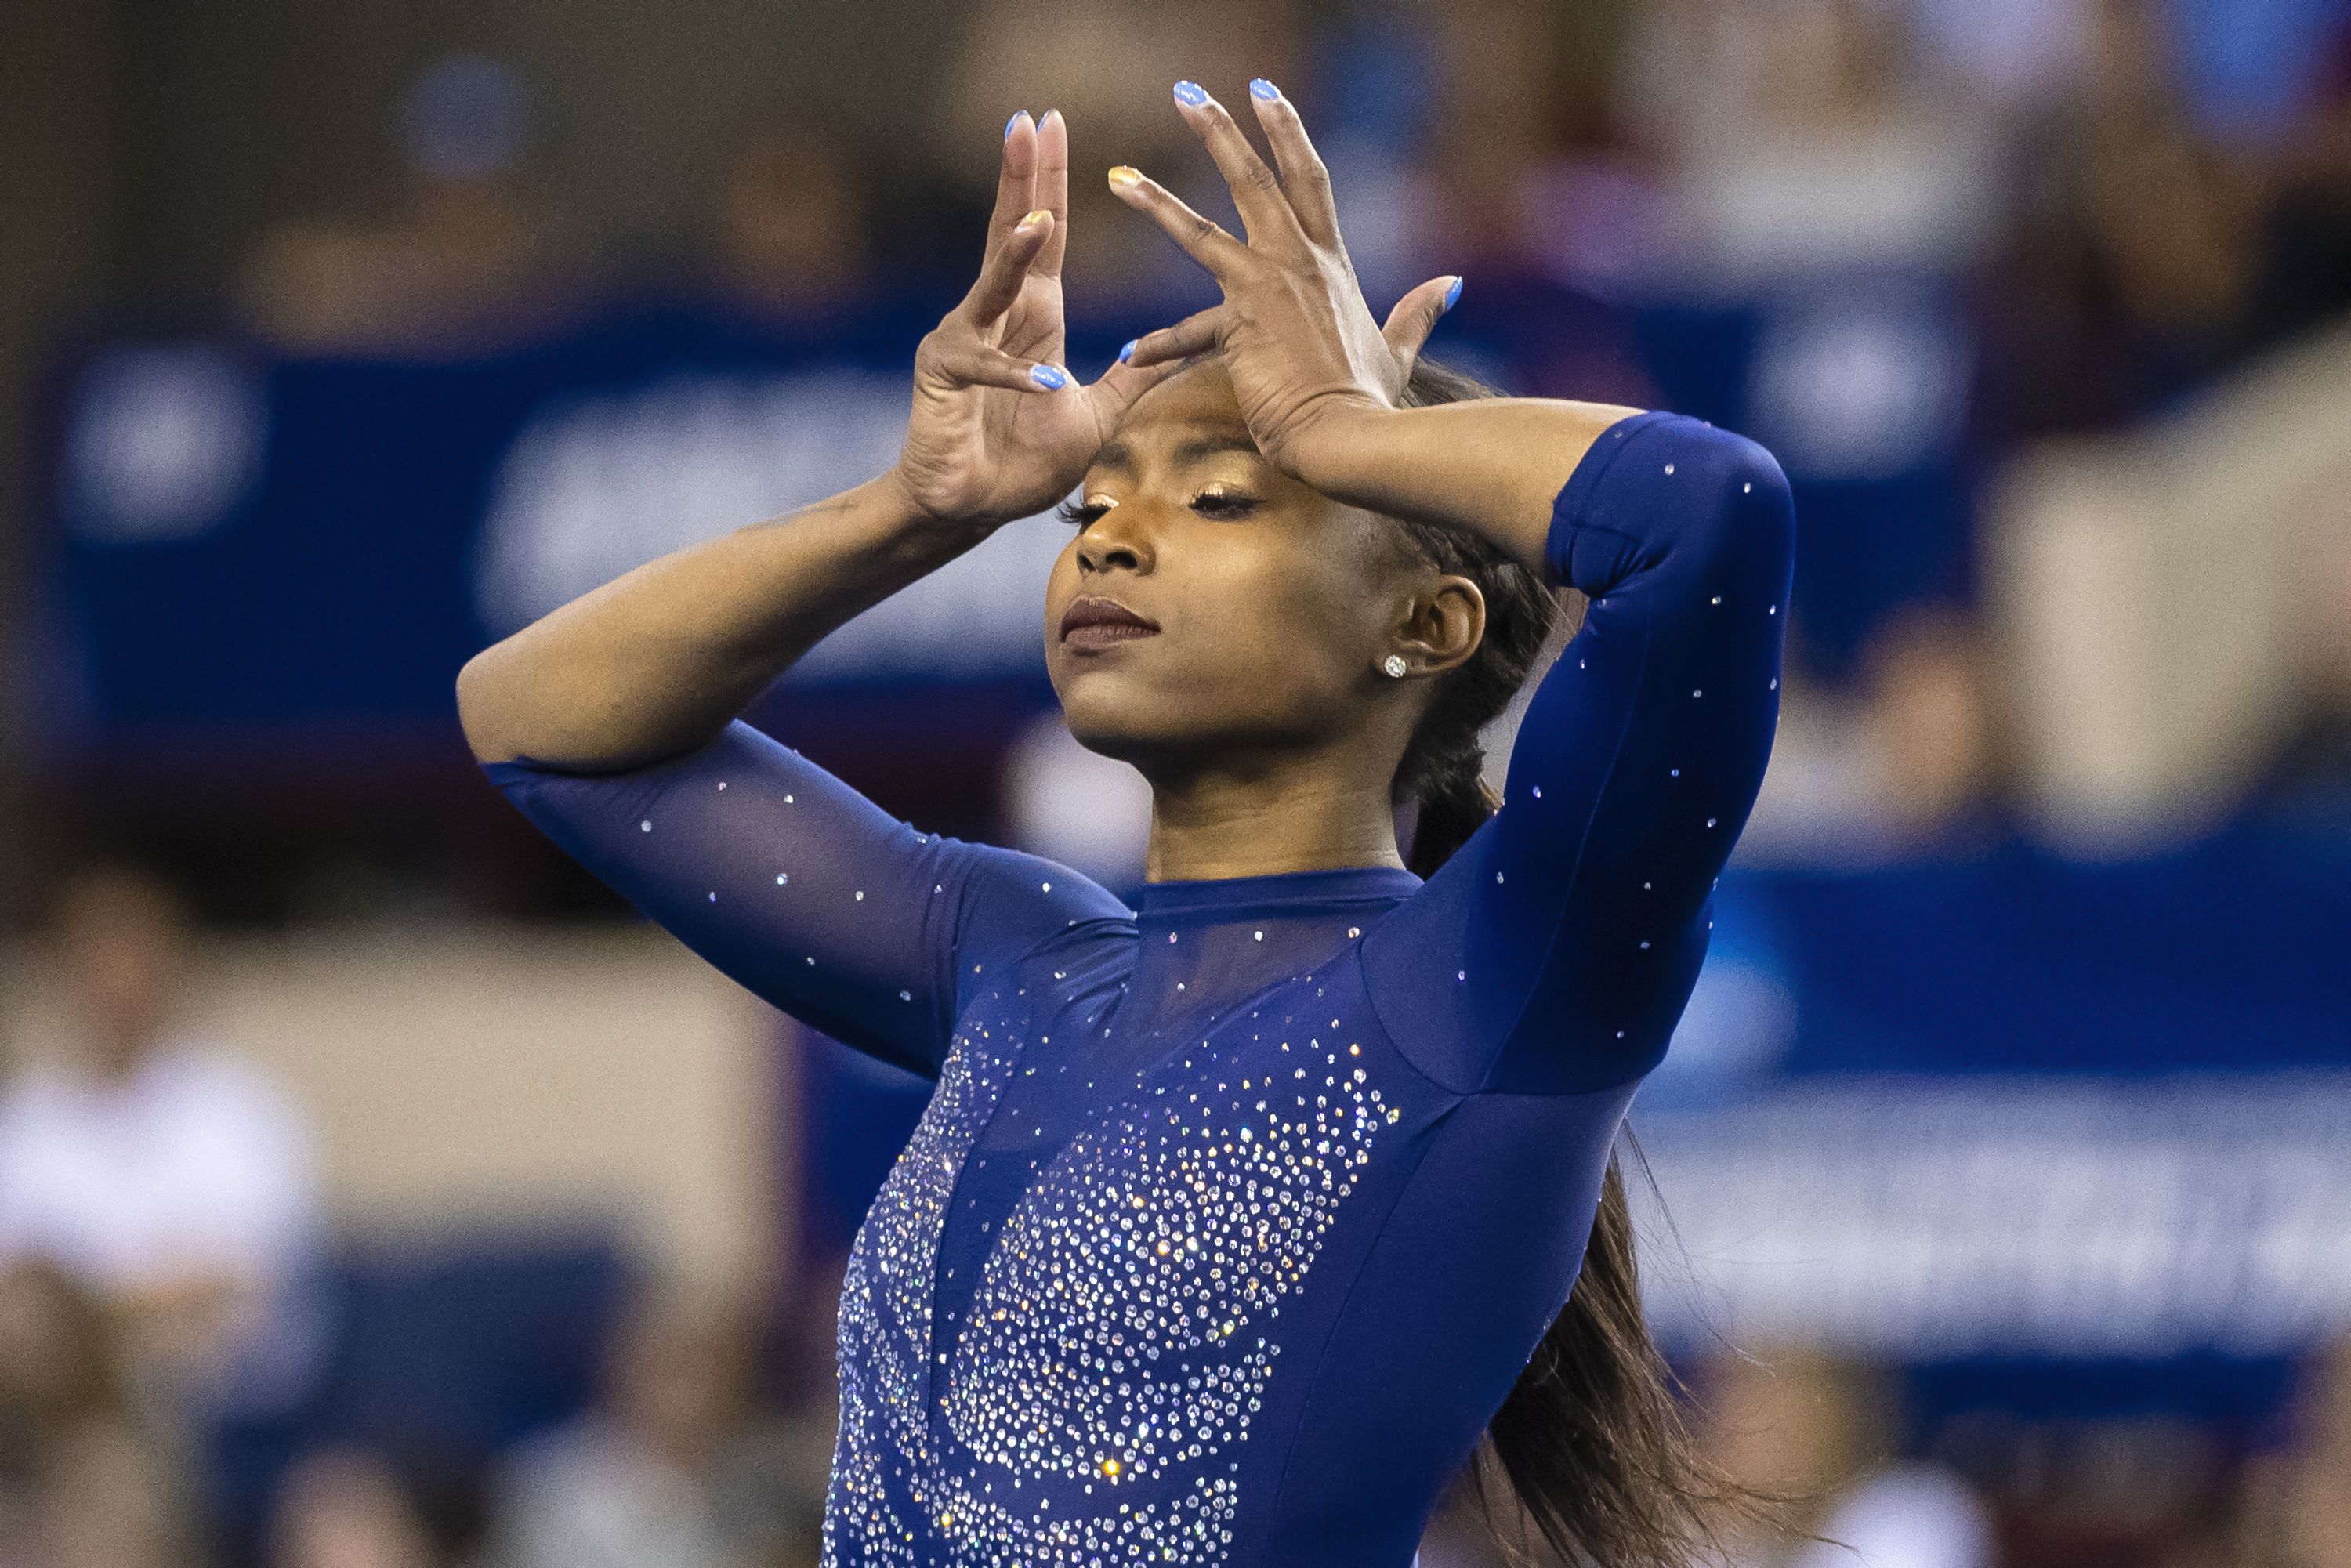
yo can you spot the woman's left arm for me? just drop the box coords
[1353,408,1795,1093]
[1115,81,1796,1093]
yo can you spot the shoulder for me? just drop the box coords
[930,835,1136,965]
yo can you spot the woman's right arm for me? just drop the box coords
[455,469,988,770]
[456,110,1172,1077]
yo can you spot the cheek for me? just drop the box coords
[1164,534,1374,723]
[1045,520,1377,744]
[1043,541,1078,629]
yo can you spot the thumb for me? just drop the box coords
[1081,347,1187,429]
[1381,274,1462,371]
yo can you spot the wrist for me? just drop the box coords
[1285,400,1404,504]
[877,465,1002,545]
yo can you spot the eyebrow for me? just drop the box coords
[1091,430,1262,476]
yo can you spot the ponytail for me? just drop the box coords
[1402,747,1502,881]
[1389,357,1785,1567]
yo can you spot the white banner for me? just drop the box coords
[1629,1074,2351,1359]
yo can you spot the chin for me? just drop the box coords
[1056,679,1204,769]
[1058,700,1171,766]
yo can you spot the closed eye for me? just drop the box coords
[1056,489,1262,526]
[1190,487,1259,519]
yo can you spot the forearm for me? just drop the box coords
[457,469,990,770]
[1295,398,1645,578]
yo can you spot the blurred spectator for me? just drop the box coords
[267,1449,441,1568]
[15,1418,197,1568]
[2,1262,143,1555]
[2242,14,2351,363]
[1975,0,2262,442]
[1616,0,1993,679]
[480,1281,826,1568]
[1620,0,2002,287]
[2244,1335,2351,1568]
[927,0,1304,315]
[1737,607,2010,867]
[697,120,875,325]
[1388,2,1660,407]
[2248,516,2351,836]
[2,1262,118,1518]
[1696,1346,1994,1568]
[237,54,590,356]
[1,1262,196,1568]
[0,863,325,1416]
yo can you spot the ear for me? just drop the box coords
[1386,573,1486,679]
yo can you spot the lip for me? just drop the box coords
[1059,595,1161,651]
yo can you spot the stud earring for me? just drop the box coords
[1383,654,1409,678]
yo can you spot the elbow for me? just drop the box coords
[1665,422,1795,584]
[454,646,516,766]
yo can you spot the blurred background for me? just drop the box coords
[2,0,2349,1563]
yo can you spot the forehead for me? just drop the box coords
[1108,360,1255,451]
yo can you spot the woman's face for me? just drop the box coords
[1043,361,1416,772]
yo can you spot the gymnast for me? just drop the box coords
[458,78,1795,1568]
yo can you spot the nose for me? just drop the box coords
[1074,502,1154,576]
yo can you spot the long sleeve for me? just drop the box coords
[1361,411,1795,1095]
[482,720,1131,1081]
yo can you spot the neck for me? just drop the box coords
[1140,744,1407,883]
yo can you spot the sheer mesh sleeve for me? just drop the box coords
[1362,411,1795,1095]
[482,719,1131,1081]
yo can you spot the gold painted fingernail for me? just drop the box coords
[1107,165,1143,190]
[1019,208,1051,228]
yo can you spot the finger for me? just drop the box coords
[958,208,1054,327]
[1081,350,1189,425]
[985,110,1038,253]
[1381,274,1462,369]
[1168,80,1297,248]
[1244,78,1341,250]
[1034,108,1070,279]
[922,333,1072,394]
[1106,165,1249,277]
[1118,307,1224,368]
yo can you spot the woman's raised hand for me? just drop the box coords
[892,110,1179,531]
[1107,80,1458,489]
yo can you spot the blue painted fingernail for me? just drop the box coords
[1005,110,1026,139]
[1173,80,1209,107]
[1031,363,1069,390]
[1250,78,1281,101]
[1444,275,1463,311]
[1118,339,1138,364]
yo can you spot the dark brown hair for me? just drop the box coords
[1385,356,1778,1567]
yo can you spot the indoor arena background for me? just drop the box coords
[3,1,2349,1565]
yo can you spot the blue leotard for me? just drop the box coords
[482,410,1794,1568]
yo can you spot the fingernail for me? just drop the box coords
[1019,207,1051,230]
[1107,165,1143,190]
[1172,80,1209,107]
[1443,275,1463,311]
[1005,110,1027,140]
[1249,78,1281,101]
[1031,364,1069,390]
[1118,339,1138,364]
